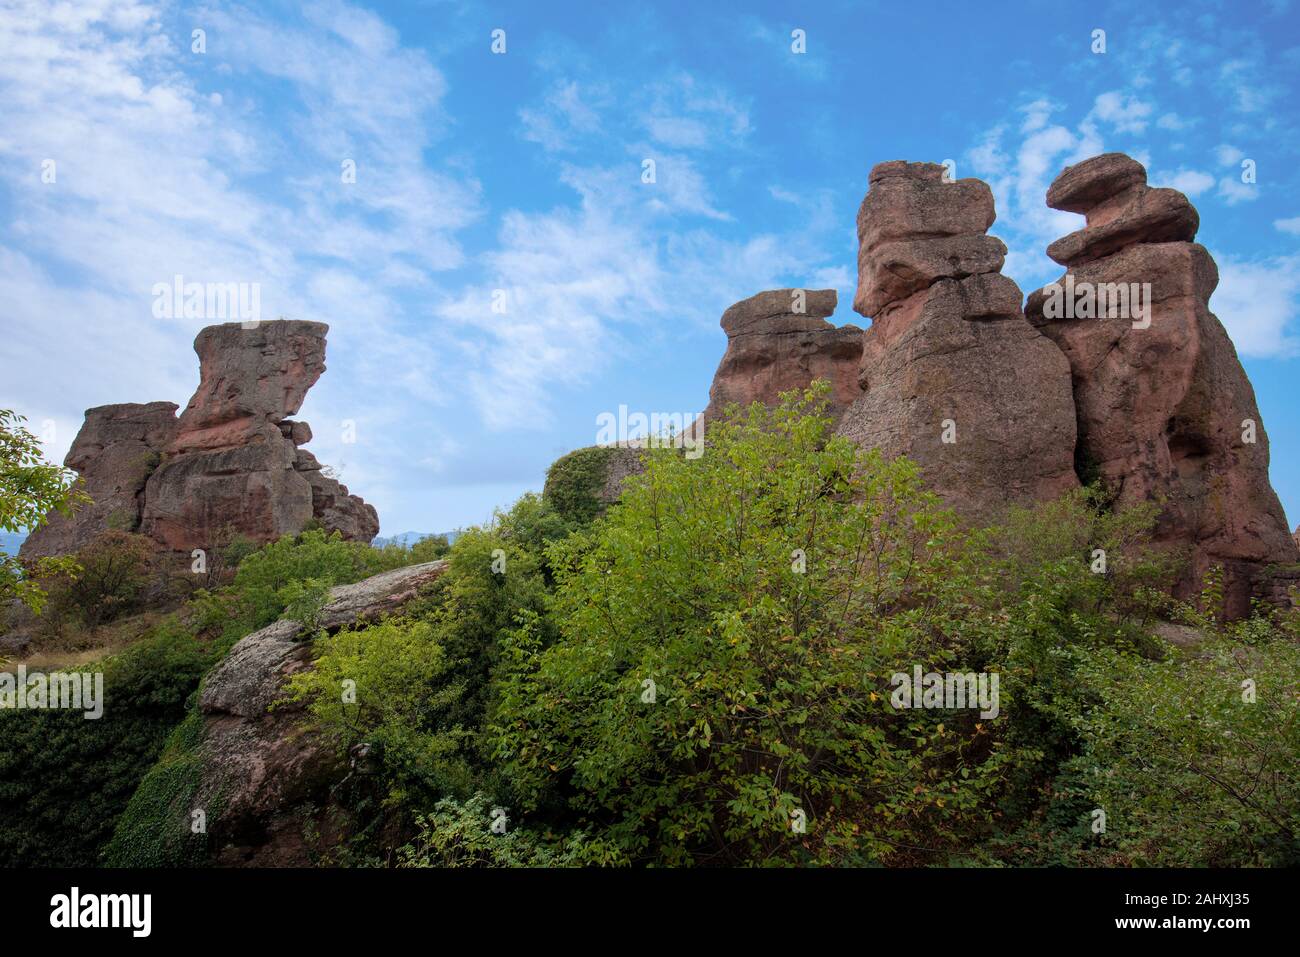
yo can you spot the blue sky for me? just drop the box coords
[1,0,1298,536]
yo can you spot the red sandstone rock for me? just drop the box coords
[1045,152,1147,213]
[702,288,863,424]
[837,161,1079,520]
[19,402,178,559]
[852,162,999,318]
[292,450,379,543]
[1028,153,1298,616]
[141,321,377,549]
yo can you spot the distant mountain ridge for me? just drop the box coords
[373,531,458,548]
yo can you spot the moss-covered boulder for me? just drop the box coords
[543,445,647,524]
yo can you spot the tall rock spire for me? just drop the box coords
[142,320,377,550]
[1026,152,1298,616]
[836,160,1080,519]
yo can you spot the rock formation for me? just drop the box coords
[836,161,1080,519]
[119,560,447,866]
[1025,153,1299,616]
[544,289,863,519]
[19,402,178,558]
[703,288,863,425]
[21,320,377,561]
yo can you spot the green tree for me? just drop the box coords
[492,384,1021,866]
[0,409,87,612]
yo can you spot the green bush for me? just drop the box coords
[280,618,471,805]
[396,792,610,867]
[492,385,1029,865]
[0,619,216,866]
[543,445,617,525]
[41,530,156,630]
[230,529,377,630]
[1057,631,1300,866]
[275,495,568,859]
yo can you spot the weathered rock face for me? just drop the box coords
[293,448,380,544]
[135,561,447,866]
[146,321,378,548]
[1026,153,1299,616]
[142,321,330,549]
[19,402,178,560]
[837,161,1080,520]
[21,320,378,561]
[703,288,863,425]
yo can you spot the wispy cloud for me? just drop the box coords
[0,0,477,523]
[1211,253,1300,358]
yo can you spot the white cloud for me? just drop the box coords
[0,0,479,531]
[641,73,751,149]
[1019,98,1058,134]
[1216,144,1246,166]
[965,106,1103,288]
[1153,168,1215,196]
[1217,175,1259,205]
[520,80,607,152]
[1156,112,1191,131]
[1275,216,1300,235]
[1089,91,1154,134]
[1219,59,1275,114]
[1210,253,1300,358]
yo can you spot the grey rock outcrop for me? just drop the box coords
[192,560,447,865]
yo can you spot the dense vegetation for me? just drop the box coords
[0,528,448,867]
[1,385,1296,867]
[273,386,1300,867]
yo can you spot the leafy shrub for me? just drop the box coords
[276,495,568,859]
[0,409,87,614]
[183,528,407,643]
[543,446,617,525]
[41,530,155,630]
[396,792,609,867]
[1057,631,1300,866]
[492,385,1029,865]
[0,618,216,866]
[280,618,471,804]
[230,529,377,630]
